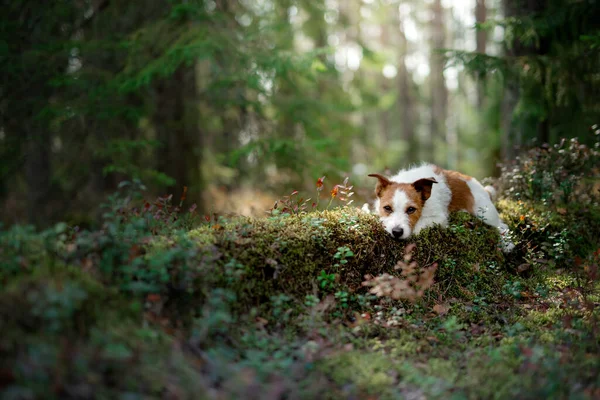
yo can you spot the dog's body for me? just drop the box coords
[367,163,514,252]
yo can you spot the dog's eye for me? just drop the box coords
[383,205,393,213]
[406,207,416,214]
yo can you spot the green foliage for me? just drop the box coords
[448,0,600,146]
[1,0,365,226]
[498,135,600,205]
[495,134,600,270]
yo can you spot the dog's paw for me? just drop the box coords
[498,227,516,253]
[360,203,371,214]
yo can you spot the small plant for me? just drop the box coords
[362,244,438,302]
[224,258,246,284]
[441,316,465,338]
[304,294,320,308]
[502,279,524,299]
[317,270,336,291]
[334,290,349,309]
[326,177,354,209]
[542,229,569,263]
[271,294,292,320]
[333,246,354,267]
[270,190,311,216]
[269,175,355,217]
[339,213,360,229]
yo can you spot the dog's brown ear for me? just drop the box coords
[412,177,438,202]
[368,173,391,197]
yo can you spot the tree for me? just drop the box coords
[396,6,418,164]
[429,0,448,163]
[475,0,487,110]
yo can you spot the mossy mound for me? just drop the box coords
[170,208,507,311]
[413,212,505,300]
[186,208,400,300]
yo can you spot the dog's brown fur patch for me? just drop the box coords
[437,167,474,213]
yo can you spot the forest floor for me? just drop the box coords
[1,181,599,399]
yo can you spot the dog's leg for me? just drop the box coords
[468,181,515,253]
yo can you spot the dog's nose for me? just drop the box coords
[392,227,404,239]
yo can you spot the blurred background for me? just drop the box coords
[1,0,599,227]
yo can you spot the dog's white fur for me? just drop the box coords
[367,163,515,252]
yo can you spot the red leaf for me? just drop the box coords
[331,185,339,198]
[433,303,450,315]
[147,294,161,303]
[316,176,326,189]
[180,186,188,202]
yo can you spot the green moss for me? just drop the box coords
[184,208,403,304]
[318,351,396,396]
[175,208,511,313]
[412,212,506,300]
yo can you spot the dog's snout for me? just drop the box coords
[392,227,404,239]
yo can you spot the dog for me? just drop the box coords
[365,163,515,252]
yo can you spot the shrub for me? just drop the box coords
[498,136,600,206]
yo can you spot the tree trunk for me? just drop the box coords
[25,125,51,226]
[502,0,549,157]
[379,17,391,145]
[429,0,447,164]
[475,0,487,110]
[154,67,203,211]
[397,13,417,164]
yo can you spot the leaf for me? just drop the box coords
[433,303,450,315]
[316,176,326,189]
[331,185,339,198]
[180,185,188,202]
[146,293,161,302]
[311,59,327,72]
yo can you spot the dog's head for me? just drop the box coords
[368,174,437,239]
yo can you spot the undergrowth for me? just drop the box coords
[1,140,599,399]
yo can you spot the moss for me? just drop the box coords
[318,351,396,396]
[411,212,506,300]
[183,208,403,306]
[176,208,511,313]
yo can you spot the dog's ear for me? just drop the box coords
[368,174,391,197]
[412,177,438,202]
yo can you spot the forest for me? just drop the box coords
[1,0,599,398]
